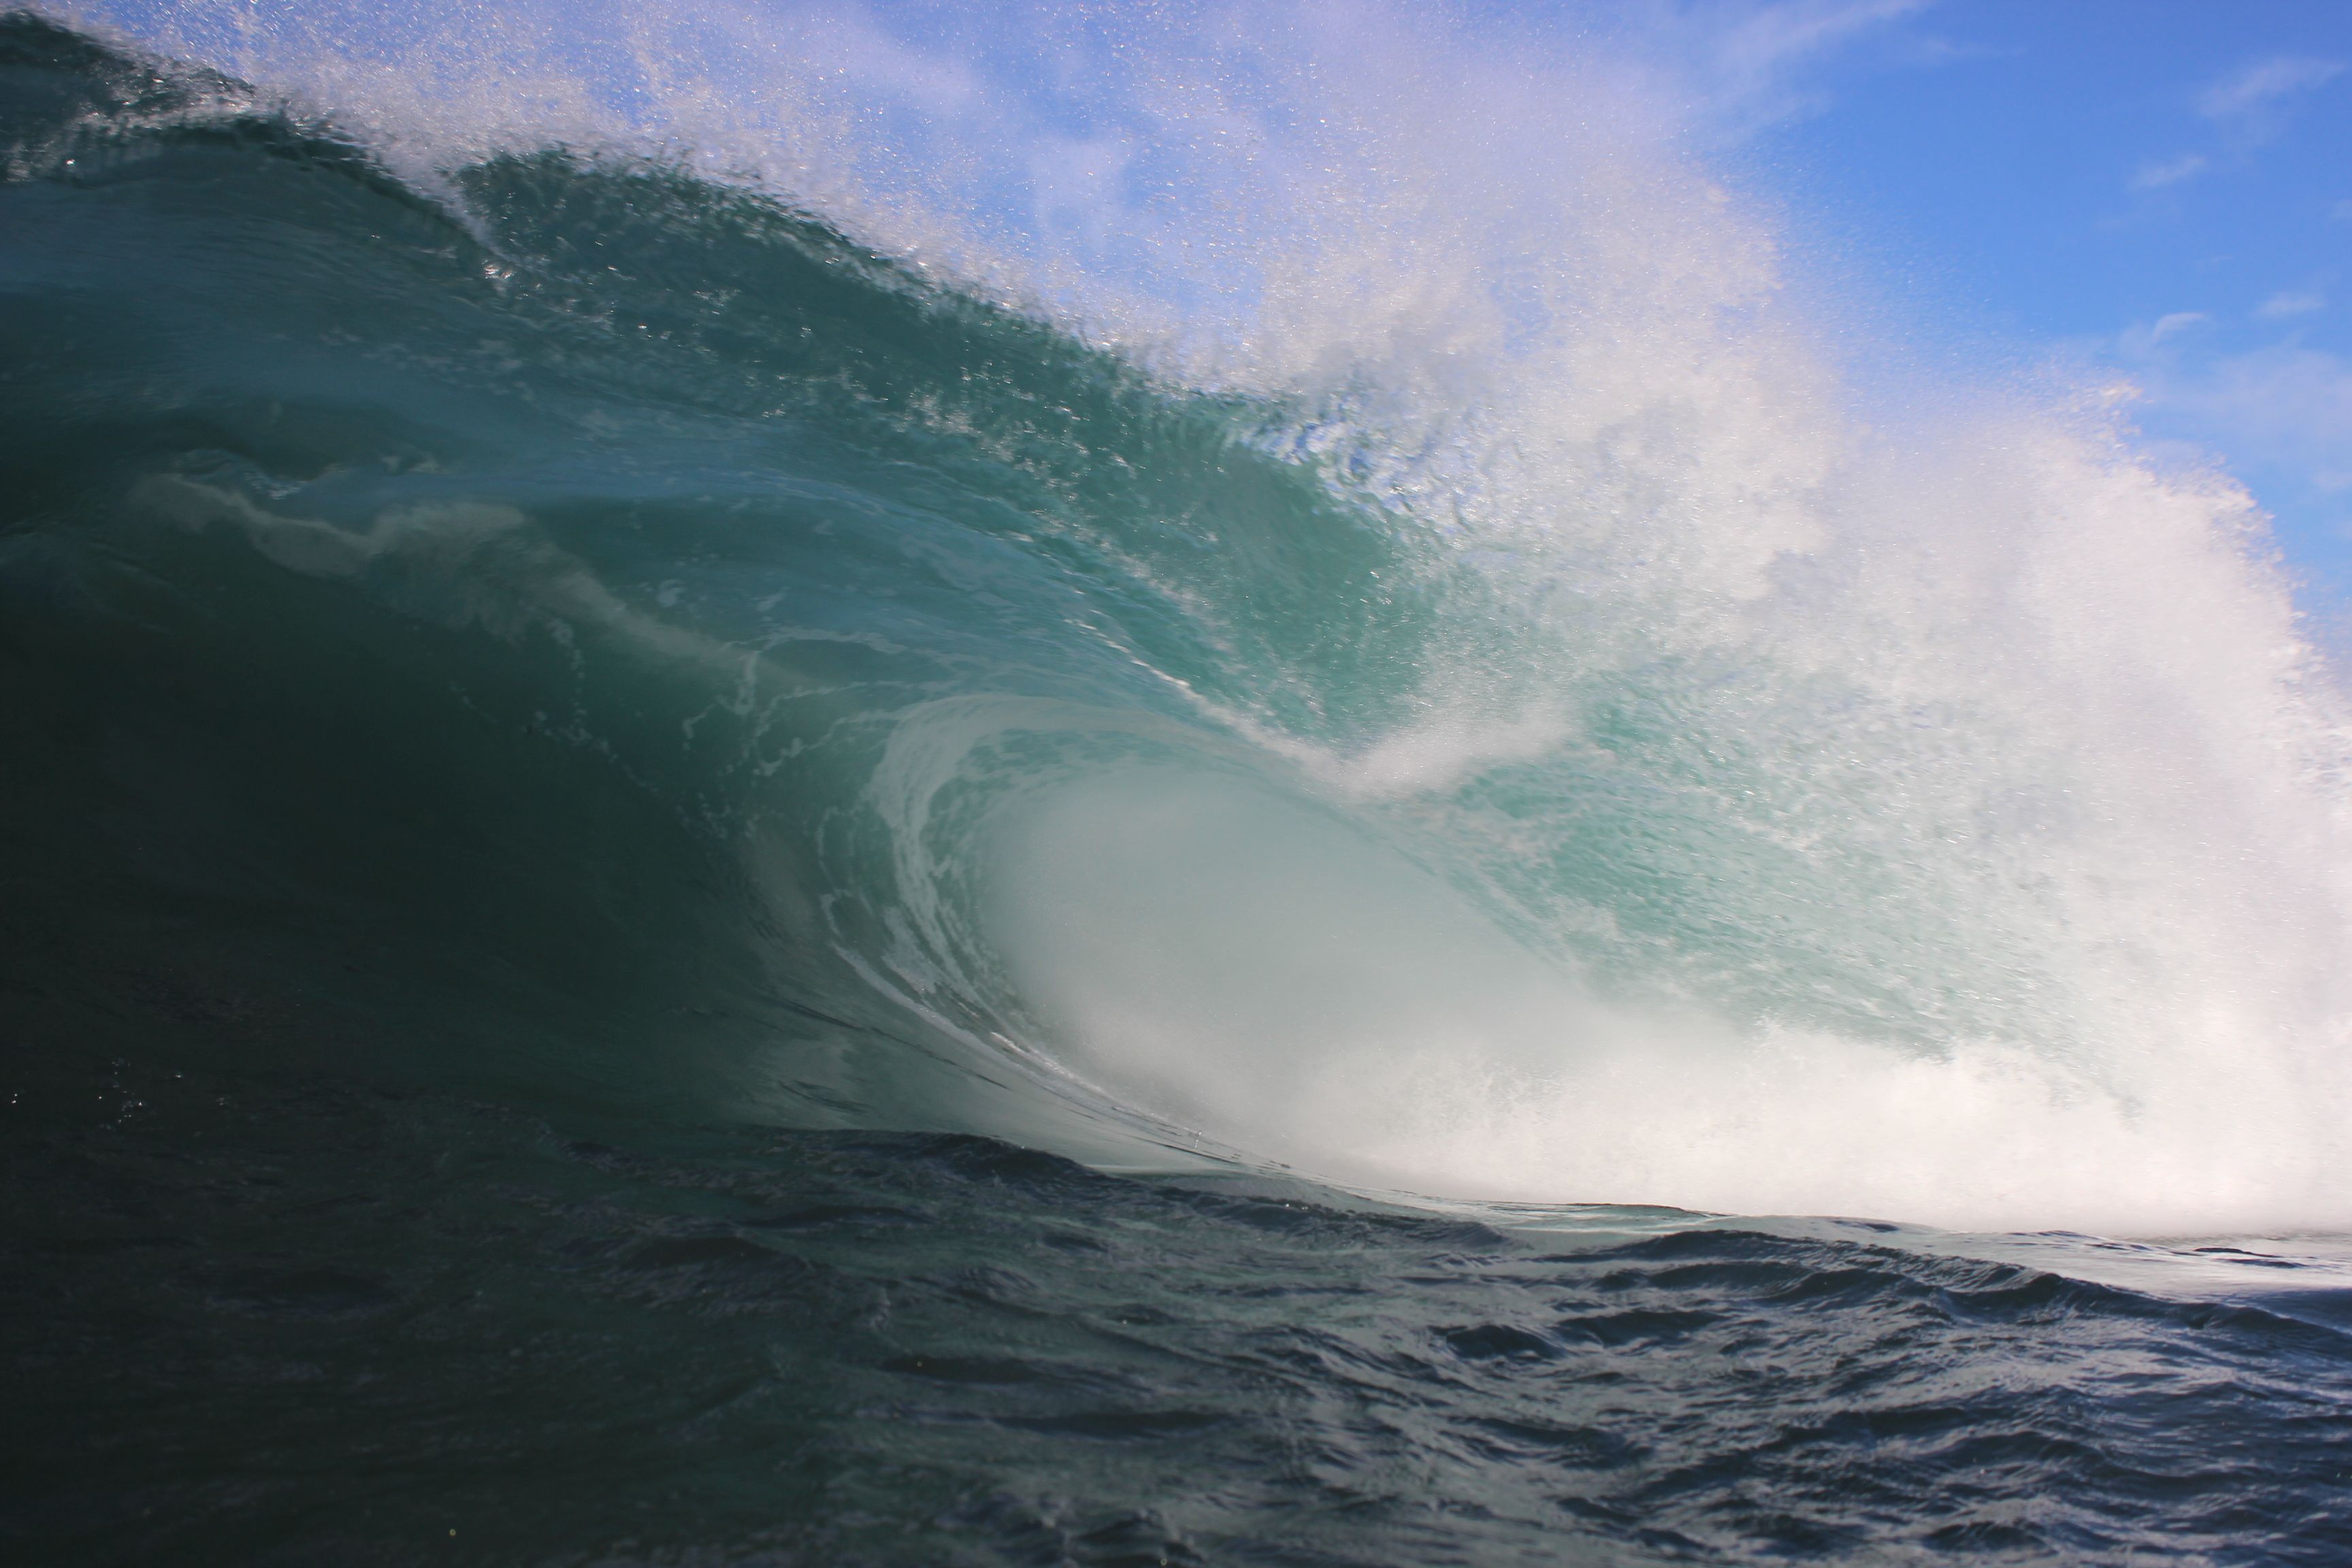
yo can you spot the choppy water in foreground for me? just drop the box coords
[8,12,2352,1563]
[16,1037,2352,1565]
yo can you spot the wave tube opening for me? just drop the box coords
[21,0,2352,1239]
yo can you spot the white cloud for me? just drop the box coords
[2116,311,2206,357]
[2195,55,2345,140]
[1628,0,1936,140]
[779,11,986,115]
[2131,152,2208,191]
[1705,0,1930,82]
[2129,339,2352,501]
[2256,289,2327,321]
[1028,135,1134,248]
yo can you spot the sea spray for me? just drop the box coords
[29,0,2352,1235]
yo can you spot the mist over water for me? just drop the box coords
[37,0,2352,1237]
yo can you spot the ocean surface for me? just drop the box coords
[9,8,2352,1563]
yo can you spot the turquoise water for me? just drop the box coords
[10,12,2352,1562]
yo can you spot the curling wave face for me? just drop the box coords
[10,3,2352,1237]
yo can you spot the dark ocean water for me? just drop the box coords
[9,13,2352,1563]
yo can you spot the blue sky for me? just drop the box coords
[1682,0,2352,619]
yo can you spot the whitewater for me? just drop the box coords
[7,4,2352,1563]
